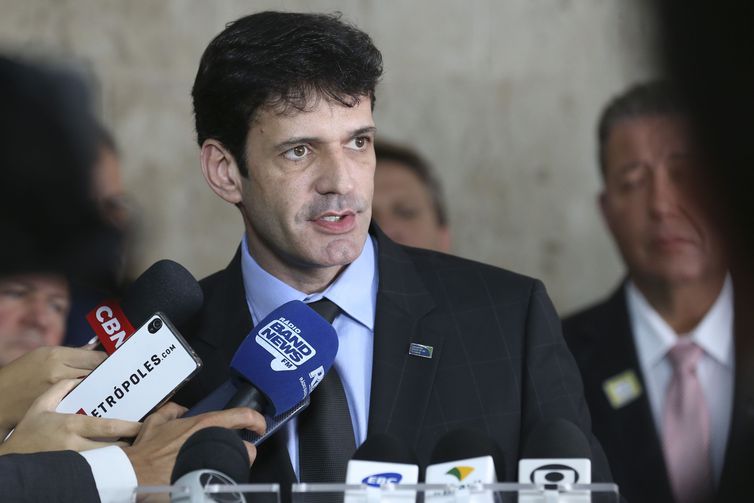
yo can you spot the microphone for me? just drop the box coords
[518,418,592,503]
[425,429,504,502]
[186,300,338,420]
[170,426,250,503]
[85,259,203,353]
[344,433,419,502]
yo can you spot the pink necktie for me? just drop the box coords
[662,339,713,503]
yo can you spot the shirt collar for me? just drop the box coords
[626,275,734,369]
[240,234,378,330]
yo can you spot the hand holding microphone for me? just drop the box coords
[122,402,264,487]
[0,345,106,436]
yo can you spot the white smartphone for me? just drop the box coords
[57,313,202,421]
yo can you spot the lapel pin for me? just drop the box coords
[602,369,642,409]
[408,343,433,359]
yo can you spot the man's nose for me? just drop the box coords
[20,295,51,330]
[315,150,355,195]
[648,167,680,218]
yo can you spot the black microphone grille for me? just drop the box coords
[170,426,250,485]
[353,433,418,465]
[121,259,203,328]
[522,418,592,459]
[429,428,505,477]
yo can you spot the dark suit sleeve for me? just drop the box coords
[521,280,614,482]
[0,450,101,502]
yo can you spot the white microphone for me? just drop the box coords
[344,433,419,502]
[518,418,592,503]
[170,427,250,503]
[424,429,504,502]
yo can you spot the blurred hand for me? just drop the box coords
[0,378,141,455]
[122,403,264,486]
[0,345,105,435]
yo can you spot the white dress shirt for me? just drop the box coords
[626,276,735,484]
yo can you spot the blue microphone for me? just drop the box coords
[188,300,338,417]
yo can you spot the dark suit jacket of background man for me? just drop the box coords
[0,450,100,502]
[175,226,612,491]
[563,284,754,503]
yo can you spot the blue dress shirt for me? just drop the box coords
[240,234,378,478]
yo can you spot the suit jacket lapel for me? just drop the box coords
[368,227,442,442]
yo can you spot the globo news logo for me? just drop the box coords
[362,472,403,487]
[256,317,316,371]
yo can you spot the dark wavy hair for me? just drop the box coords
[597,80,687,177]
[192,11,383,176]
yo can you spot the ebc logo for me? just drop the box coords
[362,472,402,487]
[255,318,316,371]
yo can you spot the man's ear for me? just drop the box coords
[200,139,244,204]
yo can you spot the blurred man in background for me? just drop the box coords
[0,273,70,366]
[372,140,451,252]
[563,81,746,503]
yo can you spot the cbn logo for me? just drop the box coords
[446,466,475,481]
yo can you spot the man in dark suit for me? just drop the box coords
[563,82,751,503]
[175,11,612,497]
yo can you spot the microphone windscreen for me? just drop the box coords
[430,428,505,473]
[521,418,592,459]
[353,433,418,465]
[231,300,338,415]
[121,259,203,328]
[170,426,250,485]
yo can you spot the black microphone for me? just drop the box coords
[85,259,203,353]
[170,427,250,503]
[518,418,592,502]
[425,429,505,501]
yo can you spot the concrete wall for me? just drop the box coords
[0,0,659,314]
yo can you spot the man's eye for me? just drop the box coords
[0,287,27,299]
[283,145,310,161]
[347,136,370,150]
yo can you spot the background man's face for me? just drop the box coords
[0,274,69,366]
[373,160,450,252]
[239,97,376,280]
[600,115,725,287]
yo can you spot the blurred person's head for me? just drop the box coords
[373,141,450,252]
[192,11,383,288]
[0,56,122,286]
[597,81,726,291]
[0,273,70,366]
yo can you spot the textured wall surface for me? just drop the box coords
[0,0,659,314]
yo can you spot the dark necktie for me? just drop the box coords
[298,298,356,484]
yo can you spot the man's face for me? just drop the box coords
[238,97,376,284]
[600,115,725,287]
[373,160,450,252]
[0,274,69,366]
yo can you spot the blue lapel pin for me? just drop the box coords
[408,343,433,359]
